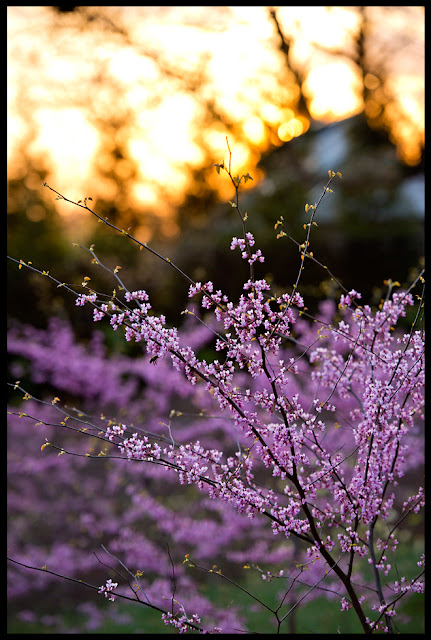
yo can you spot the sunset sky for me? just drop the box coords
[7,6,424,238]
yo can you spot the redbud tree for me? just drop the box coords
[7,149,424,634]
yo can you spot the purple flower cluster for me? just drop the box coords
[8,181,424,632]
[230,232,265,265]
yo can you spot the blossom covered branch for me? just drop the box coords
[7,157,424,633]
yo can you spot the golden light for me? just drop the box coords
[261,103,283,126]
[278,118,306,142]
[242,116,266,146]
[202,127,232,160]
[297,116,310,134]
[32,108,99,202]
[135,92,204,168]
[395,77,424,126]
[7,5,424,234]
[294,6,358,49]
[7,115,22,162]
[364,73,381,91]
[132,182,159,207]
[364,99,382,119]
[129,137,186,193]
[108,48,154,84]
[279,108,295,124]
[305,62,362,120]
[386,73,424,166]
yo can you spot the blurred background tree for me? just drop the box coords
[8,6,424,333]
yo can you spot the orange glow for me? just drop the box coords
[305,62,362,121]
[396,78,424,127]
[7,6,424,234]
[386,72,424,166]
[33,108,99,203]
[261,103,283,127]
[132,183,159,207]
[242,116,266,146]
[130,91,205,204]
[278,117,307,142]
[295,6,358,49]
[364,73,381,91]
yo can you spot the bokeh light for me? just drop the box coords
[7,6,424,230]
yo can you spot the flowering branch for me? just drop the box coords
[8,147,424,633]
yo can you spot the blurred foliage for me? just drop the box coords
[8,113,424,336]
[8,6,423,334]
[170,114,423,320]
